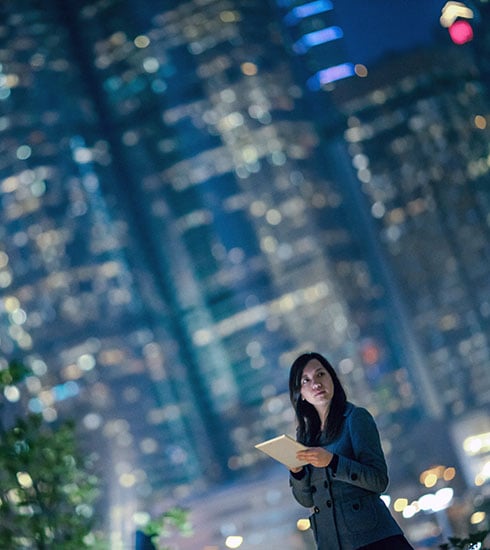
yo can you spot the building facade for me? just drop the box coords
[331,44,490,419]
[3,0,487,548]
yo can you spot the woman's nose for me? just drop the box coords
[313,380,322,388]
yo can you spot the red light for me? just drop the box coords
[448,20,474,44]
[361,343,380,365]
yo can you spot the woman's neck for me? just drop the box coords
[318,404,330,430]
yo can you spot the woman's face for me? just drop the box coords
[299,358,334,409]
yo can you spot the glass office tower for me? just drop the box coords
[0,1,218,545]
[330,45,490,418]
[68,0,424,463]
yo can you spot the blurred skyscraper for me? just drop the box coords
[1,0,489,548]
[327,40,490,512]
[330,45,490,419]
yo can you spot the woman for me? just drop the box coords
[288,352,414,550]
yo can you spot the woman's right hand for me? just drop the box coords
[296,447,333,468]
[289,466,304,473]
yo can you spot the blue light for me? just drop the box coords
[307,63,355,90]
[27,381,81,413]
[284,0,333,25]
[28,397,43,413]
[54,381,80,401]
[293,26,343,54]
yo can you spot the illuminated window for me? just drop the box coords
[293,26,343,54]
[284,0,333,25]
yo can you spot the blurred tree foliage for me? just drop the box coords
[141,506,193,549]
[0,359,104,549]
[440,529,490,550]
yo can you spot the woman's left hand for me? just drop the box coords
[296,447,333,468]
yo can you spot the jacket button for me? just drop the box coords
[352,503,360,511]
[350,473,358,481]
[324,481,329,489]
[311,485,317,493]
[314,506,320,514]
[326,500,332,507]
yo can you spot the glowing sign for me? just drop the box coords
[284,0,333,25]
[293,26,343,54]
[440,1,474,27]
[440,1,476,44]
[307,63,355,90]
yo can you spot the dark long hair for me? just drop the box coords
[289,352,347,445]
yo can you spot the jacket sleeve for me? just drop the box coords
[332,407,389,493]
[289,468,314,507]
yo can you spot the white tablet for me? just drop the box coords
[254,434,309,469]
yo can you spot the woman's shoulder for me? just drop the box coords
[344,402,375,422]
[343,401,356,417]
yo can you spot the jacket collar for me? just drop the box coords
[343,401,355,417]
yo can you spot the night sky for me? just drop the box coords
[334,0,447,66]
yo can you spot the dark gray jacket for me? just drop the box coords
[289,402,403,550]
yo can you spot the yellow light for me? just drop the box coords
[424,473,438,488]
[354,64,368,78]
[443,467,456,481]
[225,535,243,548]
[297,518,311,531]
[16,472,33,489]
[220,10,240,22]
[470,511,486,525]
[475,474,485,486]
[5,74,19,88]
[420,465,449,486]
[474,115,487,130]
[241,62,258,76]
[394,498,408,512]
[4,296,20,312]
[134,35,150,48]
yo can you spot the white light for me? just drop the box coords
[225,535,243,548]
[143,57,159,73]
[418,493,436,511]
[11,308,27,325]
[73,147,92,163]
[402,504,418,519]
[16,145,32,160]
[432,488,454,512]
[4,386,20,402]
[380,495,391,507]
[78,354,96,371]
[132,511,151,526]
